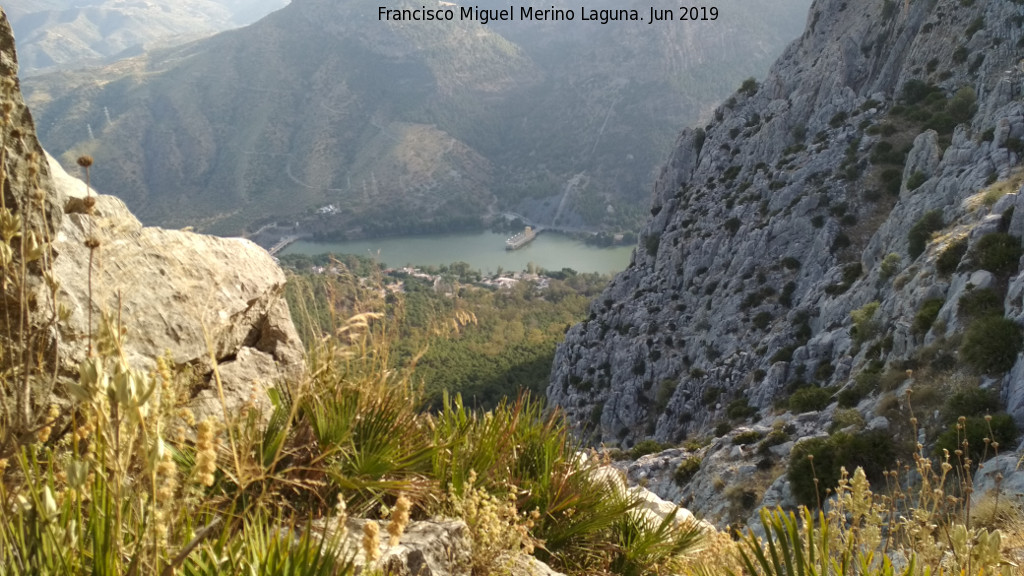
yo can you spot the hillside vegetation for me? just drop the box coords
[280,253,609,410]
[6,0,288,76]
[24,0,811,237]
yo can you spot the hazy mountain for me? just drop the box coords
[7,0,288,76]
[25,0,811,236]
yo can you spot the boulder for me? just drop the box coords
[317,518,472,576]
[0,7,303,427]
[972,452,1024,507]
[319,517,565,576]
[47,153,304,422]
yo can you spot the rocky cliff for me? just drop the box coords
[549,0,1024,522]
[0,7,303,429]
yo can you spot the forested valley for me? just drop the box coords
[281,253,611,408]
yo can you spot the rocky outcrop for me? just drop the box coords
[550,0,1024,525]
[351,519,471,576]
[315,517,569,576]
[0,7,302,425]
[48,153,303,422]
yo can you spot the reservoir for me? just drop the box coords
[280,231,635,275]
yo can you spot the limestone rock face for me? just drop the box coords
[549,0,1024,525]
[972,452,1024,507]
[550,0,1024,441]
[0,5,302,424]
[47,153,303,422]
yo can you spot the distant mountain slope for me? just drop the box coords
[25,0,811,236]
[7,0,287,76]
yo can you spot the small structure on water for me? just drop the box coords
[505,226,537,250]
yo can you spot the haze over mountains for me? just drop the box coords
[25,0,811,237]
[6,0,288,76]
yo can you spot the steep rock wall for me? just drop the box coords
[550,0,1024,449]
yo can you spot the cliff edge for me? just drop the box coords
[0,7,303,428]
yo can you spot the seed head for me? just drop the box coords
[362,521,381,564]
[387,494,412,546]
[76,156,93,168]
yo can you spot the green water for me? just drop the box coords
[281,231,635,275]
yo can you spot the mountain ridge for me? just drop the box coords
[7,0,289,76]
[25,0,811,236]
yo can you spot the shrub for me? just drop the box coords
[838,380,872,408]
[973,233,1023,276]
[702,386,722,404]
[692,128,706,154]
[906,170,927,191]
[879,252,902,279]
[832,232,851,252]
[727,398,758,420]
[842,262,862,284]
[644,233,661,256]
[936,237,968,275]
[756,427,791,457]
[788,431,897,508]
[724,217,742,235]
[934,413,1018,464]
[907,210,944,258]
[881,169,902,195]
[752,311,772,330]
[942,388,1001,423]
[913,298,944,334]
[814,362,835,381]
[732,430,764,445]
[900,79,940,105]
[828,408,866,434]
[952,45,969,64]
[960,316,1023,374]
[958,287,1003,320]
[739,77,758,96]
[779,281,796,307]
[770,345,796,363]
[850,301,881,344]
[656,378,676,409]
[673,457,702,485]
[789,387,832,413]
[948,86,977,124]
[630,439,669,459]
